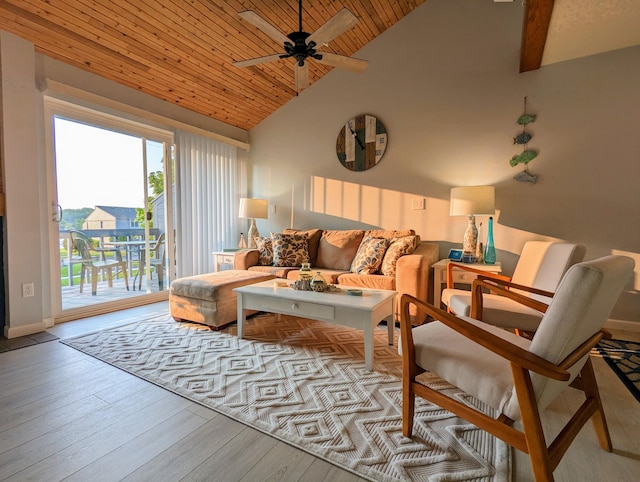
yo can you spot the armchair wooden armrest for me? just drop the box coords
[470,278,551,321]
[446,262,511,288]
[400,294,569,381]
[476,275,555,298]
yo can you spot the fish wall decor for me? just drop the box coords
[511,96,537,183]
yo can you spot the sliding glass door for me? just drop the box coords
[45,97,174,321]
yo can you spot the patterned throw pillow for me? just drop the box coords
[271,232,310,267]
[255,236,273,266]
[381,235,419,277]
[350,237,390,275]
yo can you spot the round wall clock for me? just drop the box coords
[336,114,388,171]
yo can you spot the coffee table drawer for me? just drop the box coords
[262,297,335,320]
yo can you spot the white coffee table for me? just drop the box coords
[234,280,396,371]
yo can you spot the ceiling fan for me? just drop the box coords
[232,0,368,93]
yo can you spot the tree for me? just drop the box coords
[148,171,164,197]
[61,207,93,230]
[135,169,164,228]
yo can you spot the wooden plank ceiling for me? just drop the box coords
[0,1,551,131]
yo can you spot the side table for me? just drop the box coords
[432,258,502,308]
[212,251,242,272]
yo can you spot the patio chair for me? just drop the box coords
[442,241,585,333]
[136,232,166,290]
[69,230,129,295]
[399,255,634,482]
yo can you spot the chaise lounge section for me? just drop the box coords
[170,270,275,329]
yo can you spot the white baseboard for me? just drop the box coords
[604,318,640,333]
[4,320,49,339]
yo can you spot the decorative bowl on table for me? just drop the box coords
[292,279,311,291]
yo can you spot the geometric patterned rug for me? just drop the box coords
[593,338,640,403]
[61,313,512,482]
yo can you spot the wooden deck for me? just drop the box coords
[61,276,167,311]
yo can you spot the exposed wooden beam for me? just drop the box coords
[520,0,555,72]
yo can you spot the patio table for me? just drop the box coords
[102,240,147,288]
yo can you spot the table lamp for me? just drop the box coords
[239,198,268,249]
[449,186,495,257]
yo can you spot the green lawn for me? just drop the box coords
[60,263,82,288]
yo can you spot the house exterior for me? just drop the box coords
[151,194,165,233]
[0,0,638,339]
[82,206,139,230]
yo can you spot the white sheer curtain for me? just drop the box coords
[175,130,245,276]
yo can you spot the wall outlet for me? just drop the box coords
[22,282,35,298]
[411,198,426,210]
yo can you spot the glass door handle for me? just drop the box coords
[52,202,62,223]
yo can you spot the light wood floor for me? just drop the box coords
[1,303,638,481]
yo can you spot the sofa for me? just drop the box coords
[233,228,439,324]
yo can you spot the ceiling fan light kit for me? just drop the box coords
[233,0,368,93]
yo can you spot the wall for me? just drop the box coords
[0,33,249,336]
[248,0,639,322]
[0,32,45,337]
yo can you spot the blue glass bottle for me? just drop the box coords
[484,217,496,264]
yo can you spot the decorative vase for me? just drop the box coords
[247,219,259,248]
[299,263,312,289]
[463,215,478,255]
[238,232,247,249]
[299,263,312,279]
[484,217,496,265]
[311,271,327,292]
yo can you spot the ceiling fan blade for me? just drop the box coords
[238,10,290,46]
[307,8,358,47]
[295,63,309,92]
[315,52,368,73]
[233,54,282,68]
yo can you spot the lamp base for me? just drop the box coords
[463,215,478,255]
[247,218,259,249]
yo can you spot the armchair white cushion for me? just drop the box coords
[411,315,530,419]
[442,241,586,332]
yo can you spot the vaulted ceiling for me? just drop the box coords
[1,0,431,130]
[1,1,637,131]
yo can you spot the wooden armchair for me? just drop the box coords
[442,241,585,332]
[400,255,634,482]
[69,230,129,295]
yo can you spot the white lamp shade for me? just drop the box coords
[239,198,268,219]
[449,186,495,216]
